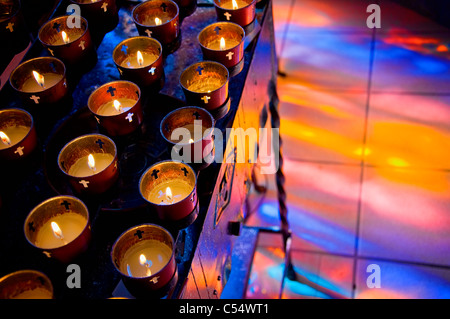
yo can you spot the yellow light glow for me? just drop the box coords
[32,70,45,88]
[51,222,64,240]
[155,17,162,26]
[189,138,194,144]
[61,31,70,44]
[113,100,122,113]
[220,37,226,50]
[137,50,144,66]
[88,154,96,171]
[166,187,172,202]
[232,0,238,9]
[0,131,11,145]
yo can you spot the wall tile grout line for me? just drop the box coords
[350,23,378,299]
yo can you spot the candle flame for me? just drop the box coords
[137,50,144,67]
[113,100,122,113]
[0,131,11,146]
[220,37,226,50]
[166,187,173,202]
[232,0,238,9]
[32,71,45,88]
[88,154,96,171]
[189,138,194,144]
[51,222,64,240]
[139,254,152,276]
[155,17,162,25]
[61,31,70,44]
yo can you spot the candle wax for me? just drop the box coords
[170,123,207,143]
[68,153,114,177]
[147,180,193,205]
[219,0,249,9]
[51,29,84,45]
[35,213,87,249]
[207,38,241,50]
[121,240,172,278]
[187,77,225,93]
[20,73,63,93]
[121,52,159,69]
[0,125,29,150]
[96,98,136,116]
[141,14,172,26]
[12,288,53,299]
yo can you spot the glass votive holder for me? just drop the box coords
[0,270,53,299]
[88,81,143,136]
[38,15,97,72]
[198,21,245,70]
[57,134,119,195]
[24,196,91,263]
[112,36,164,90]
[180,61,229,111]
[9,57,69,108]
[139,160,198,224]
[160,106,215,166]
[132,0,180,54]
[69,0,119,36]
[213,0,256,30]
[0,108,37,161]
[111,224,178,298]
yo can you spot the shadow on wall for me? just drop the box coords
[389,0,450,29]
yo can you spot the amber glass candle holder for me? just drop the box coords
[160,106,215,166]
[88,81,143,136]
[9,57,69,108]
[0,108,37,161]
[38,15,97,72]
[57,134,119,195]
[214,0,256,30]
[198,22,245,71]
[139,160,198,225]
[180,61,229,111]
[132,0,180,54]
[113,36,164,90]
[111,224,178,298]
[0,270,53,299]
[24,196,91,263]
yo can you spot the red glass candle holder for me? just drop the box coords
[139,160,197,223]
[132,0,180,52]
[0,270,53,299]
[213,0,256,29]
[88,81,143,136]
[0,108,37,161]
[9,57,69,108]
[57,134,119,195]
[160,106,215,166]
[69,0,119,35]
[24,196,91,263]
[38,15,97,70]
[112,36,164,90]
[198,22,245,69]
[180,61,229,111]
[111,224,178,298]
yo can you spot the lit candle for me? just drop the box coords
[61,31,70,44]
[35,213,87,249]
[19,70,63,93]
[24,196,91,263]
[147,182,192,205]
[120,50,158,69]
[0,127,28,150]
[67,152,115,177]
[213,0,256,28]
[96,98,135,116]
[121,240,172,278]
[219,0,247,9]
[198,22,245,70]
[139,161,198,223]
[111,224,177,298]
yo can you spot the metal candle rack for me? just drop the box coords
[0,0,270,299]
